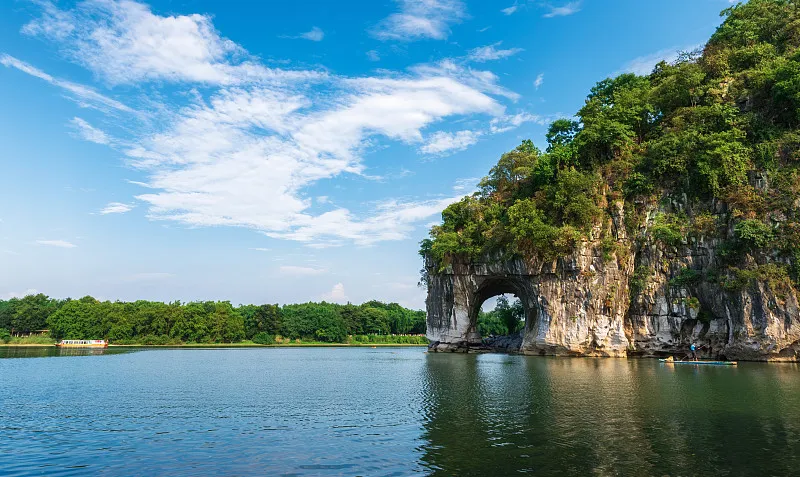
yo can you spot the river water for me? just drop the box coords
[1,347,798,476]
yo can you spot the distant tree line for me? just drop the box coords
[0,294,426,344]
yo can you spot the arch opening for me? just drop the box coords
[468,278,538,352]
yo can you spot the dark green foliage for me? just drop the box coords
[495,296,525,334]
[721,263,794,294]
[477,310,508,336]
[11,294,62,334]
[252,332,275,345]
[734,219,774,249]
[238,304,282,339]
[1,294,425,344]
[0,299,17,332]
[477,296,524,336]
[0,328,10,343]
[670,268,703,287]
[630,266,653,296]
[651,214,687,247]
[623,172,654,196]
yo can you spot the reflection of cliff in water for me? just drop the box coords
[419,355,800,476]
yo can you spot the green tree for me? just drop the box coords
[13,294,60,334]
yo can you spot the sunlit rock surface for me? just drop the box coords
[425,201,800,362]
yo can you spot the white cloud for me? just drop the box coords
[366,50,381,62]
[321,282,348,303]
[36,240,77,248]
[130,73,503,245]
[618,45,702,76]
[421,130,481,155]
[250,247,271,252]
[489,112,545,133]
[543,1,582,18]
[501,5,519,15]
[15,0,521,248]
[21,0,320,85]
[301,27,324,41]
[467,42,524,63]
[21,0,74,40]
[409,58,520,100]
[267,196,463,246]
[371,0,467,41]
[534,73,544,89]
[70,117,111,144]
[99,202,134,214]
[0,54,132,112]
[280,265,328,276]
[283,27,324,41]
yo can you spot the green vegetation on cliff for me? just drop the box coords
[0,293,426,345]
[422,0,800,291]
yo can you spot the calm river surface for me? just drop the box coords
[1,347,799,476]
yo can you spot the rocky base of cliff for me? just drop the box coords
[483,332,523,353]
[428,340,493,353]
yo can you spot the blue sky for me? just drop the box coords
[0,0,736,308]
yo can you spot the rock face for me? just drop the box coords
[425,202,800,362]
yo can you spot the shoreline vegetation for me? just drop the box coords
[0,294,428,346]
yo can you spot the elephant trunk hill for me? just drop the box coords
[421,0,800,361]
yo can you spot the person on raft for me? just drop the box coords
[690,343,698,361]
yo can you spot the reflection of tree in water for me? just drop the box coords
[419,356,800,476]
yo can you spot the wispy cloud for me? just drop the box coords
[280,265,328,276]
[366,50,380,61]
[250,247,271,252]
[371,0,467,41]
[419,109,544,157]
[36,239,77,248]
[421,130,481,155]
[501,5,519,15]
[618,45,702,76]
[283,27,324,41]
[467,42,524,62]
[0,54,132,112]
[534,73,544,89]
[452,177,480,193]
[70,117,111,144]
[489,112,546,133]
[17,0,522,247]
[543,1,582,18]
[99,202,134,215]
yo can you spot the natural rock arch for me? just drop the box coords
[424,250,632,356]
[423,232,800,360]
